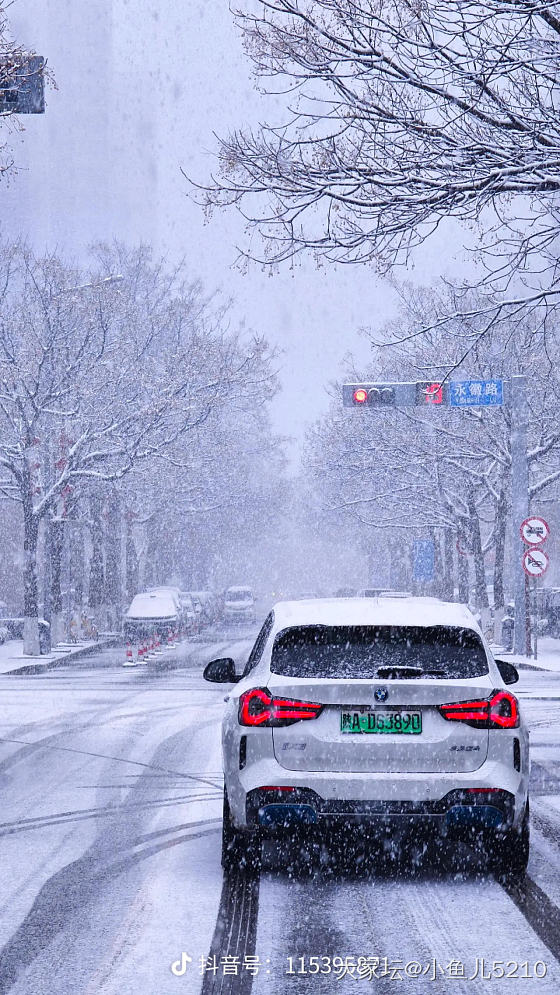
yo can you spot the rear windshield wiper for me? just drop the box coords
[374,666,445,679]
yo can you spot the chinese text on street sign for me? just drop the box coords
[449,379,503,408]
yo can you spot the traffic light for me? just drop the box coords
[343,384,396,406]
[415,381,448,405]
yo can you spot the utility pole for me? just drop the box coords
[510,376,529,654]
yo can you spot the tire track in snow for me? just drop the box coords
[201,863,261,995]
[252,846,560,994]
[501,875,560,966]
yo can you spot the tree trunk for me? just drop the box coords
[126,521,139,604]
[104,490,122,632]
[442,529,455,601]
[457,545,469,604]
[431,528,444,599]
[88,493,105,626]
[71,525,85,609]
[23,495,40,656]
[49,518,65,646]
[468,488,489,610]
[493,486,507,611]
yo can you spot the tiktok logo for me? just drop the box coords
[171,953,192,976]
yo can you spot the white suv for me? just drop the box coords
[204,598,530,876]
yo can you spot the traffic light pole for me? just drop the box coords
[344,375,531,653]
[510,375,529,655]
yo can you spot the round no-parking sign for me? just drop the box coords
[520,516,550,546]
[522,547,549,578]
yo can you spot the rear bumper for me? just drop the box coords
[246,787,516,835]
[226,757,528,833]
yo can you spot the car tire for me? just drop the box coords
[221,789,261,874]
[487,801,530,878]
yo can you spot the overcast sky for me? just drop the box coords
[4,0,467,461]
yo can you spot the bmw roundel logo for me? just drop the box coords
[374,687,389,703]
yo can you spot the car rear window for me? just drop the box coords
[271,625,489,679]
[227,590,252,602]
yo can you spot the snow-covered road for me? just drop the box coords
[1,640,560,994]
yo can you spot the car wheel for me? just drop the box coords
[221,789,261,873]
[487,801,530,878]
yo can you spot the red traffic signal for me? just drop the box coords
[343,383,398,407]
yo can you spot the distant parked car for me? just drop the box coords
[223,586,257,624]
[124,591,179,642]
[177,592,197,633]
[189,590,216,625]
[186,593,205,630]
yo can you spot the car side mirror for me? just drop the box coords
[203,658,239,683]
[495,659,519,685]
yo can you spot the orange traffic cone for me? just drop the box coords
[124,643,136,667]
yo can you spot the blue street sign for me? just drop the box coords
[449,379,503,407]
[413,539,435,582]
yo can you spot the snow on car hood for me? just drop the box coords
[126,593,178,619]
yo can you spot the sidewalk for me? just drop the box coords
[0,635,119,676]
[492,636,560,673]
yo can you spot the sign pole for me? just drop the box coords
[524,572,531,656]
[511,376,529,654]
[533,578,538,660]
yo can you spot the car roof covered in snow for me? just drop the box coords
[126,592,178,620]
[270,597,481,633]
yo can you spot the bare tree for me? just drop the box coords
[199,1,560,332]
[0,242,277,653]
[306,287,560,607]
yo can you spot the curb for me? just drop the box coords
[3,637,120,676]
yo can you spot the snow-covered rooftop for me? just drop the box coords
[271,597,479,631]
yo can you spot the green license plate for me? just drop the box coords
[340,710,422,734]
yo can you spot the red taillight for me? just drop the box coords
[239,687,322,727]
[239,688,271,726]
[489,690,520,728]
[439,698,489,725]
[439,690,519,729]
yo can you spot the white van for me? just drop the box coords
[224,586,256,623]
